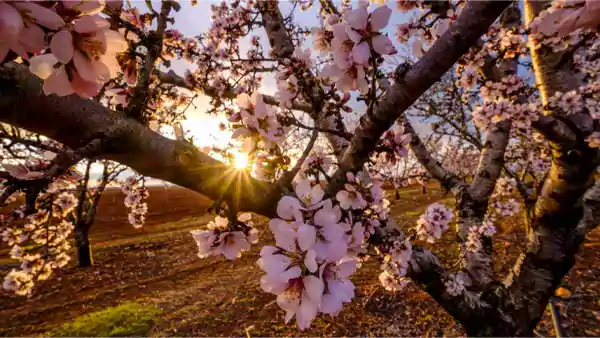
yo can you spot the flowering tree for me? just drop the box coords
[0,0,600,335]
[70,159,126,267]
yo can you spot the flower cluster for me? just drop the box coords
[321,3,396,94]
[1,178,76,295]
[529,0,600,38]
[275,48,312,109]
[231,92,289,150]
[7,1,130,98]
[377,233,413,292]
[120,176,149,228]
[415,203,453,243]
[381,125,412,164]
[472,99,539,130]
[190,213,258,260]
[258,169,391,329]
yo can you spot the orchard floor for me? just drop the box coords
[0,185,599,337]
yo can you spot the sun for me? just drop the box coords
[233,152,249,169]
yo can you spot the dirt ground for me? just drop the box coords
[0,185,599,336]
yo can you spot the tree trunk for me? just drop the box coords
[75,222,93,267]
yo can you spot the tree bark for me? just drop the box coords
[75,221,93,267]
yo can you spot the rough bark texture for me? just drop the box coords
[459,2,599,335]
[327,0,512,193]
[75,223,93,267]
[0,63,282,217]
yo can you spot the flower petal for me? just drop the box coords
[298,223,316,251]
[344,7,368,30]
[12,2,65,30]
[73,15,110,33]
[352,42,371,65]
[43,66,74,96]
[29,54,59,79]
[370,5,392,31]
[50,30,74,64]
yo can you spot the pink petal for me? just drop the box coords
[43,66,74,96]
[344,7,368,30]
[277,292,300,314]
[297,223,316,251]
[370,5,392,31]
[304,250,318,273]
[50,30,74,64]
[276,196,303,221]
[295,179,312,200]
[102,29,128,53]
[90,58,112,82]
[302,275,324,304]
[412,39,424,58]
[12,2,64,30]
[73,50,98,83]
[0,3,24,37]
[73,15,110,33]
[297,293,319,330]
[346,25,363,44]
[29,54,58,79]
[260,274,288,294]
[70,70,102,98]
[20,24,45,53]
[64,1,105,15]
[352,42,371,65]
[270,219,297,252]
[372,35,396,55]
[258,254,291,275]
[236,93,252,110]
[335,260,358,278]
[0,43,8,62]
[331,23,350,41]
[310,185,325,205]
[320,294,343,315]
[326,239,348,261]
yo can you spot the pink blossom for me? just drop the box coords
[336,184,367,210]
[319,260,357,315]
[343,5,396,65]
[217,231,251,260]
[531,1,600,37]
[0,2,64,61]
[321,63,369,94]
[258,247,323,330]
[190,229,219,258]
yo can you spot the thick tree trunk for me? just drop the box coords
[75,221,93,267]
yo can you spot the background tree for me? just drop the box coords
[0,0,599,336]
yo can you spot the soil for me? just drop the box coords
[0,185,598,336]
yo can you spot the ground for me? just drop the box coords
[0,185,599,336]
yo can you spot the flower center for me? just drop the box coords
[75,33,107,60]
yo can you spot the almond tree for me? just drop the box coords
[0,0,599,336]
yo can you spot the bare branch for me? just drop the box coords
[155,69,314,113]
[277,130,318,189]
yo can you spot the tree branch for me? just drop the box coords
[327,0,512,193]
[0,63,283,217]
[155,69,314,113]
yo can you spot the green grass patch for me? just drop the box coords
[50,302,162,337]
